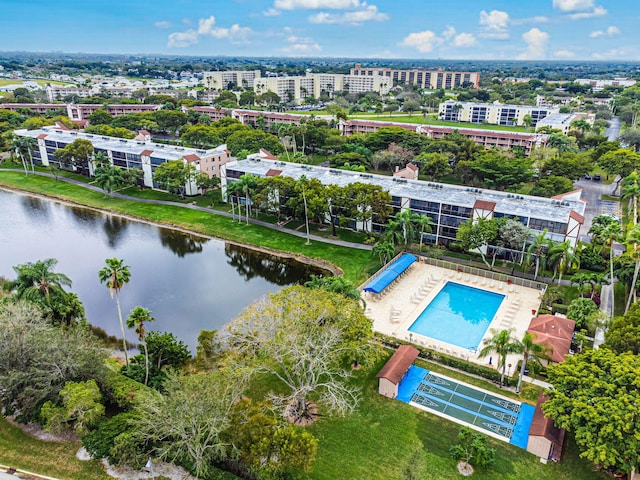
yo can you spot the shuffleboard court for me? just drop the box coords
[397,365,535,448]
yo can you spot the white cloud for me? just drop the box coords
[282,35,322,53]
[479,10,510,39]
[275,0,361,9]
[592,48,627,60]
[590,25,620,38]
[568,6,607,19]
[442,26,456,41]
[169,16,254,48]
[167,29,198,48]
[512,15,550,26]
[308,4,388,24]
[154,21,171,29]
[263,8,281,16]
[553,0,595,12]
[453,33,477,48]
[517,28,549,60]
[607,25,621,36]
[400,30,440,53]
[554,49,576,58]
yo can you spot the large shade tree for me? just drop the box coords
[219,286,375,423]
[543,349,640,477]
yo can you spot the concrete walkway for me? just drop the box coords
[594,282,613,348]
[0,169,372,251]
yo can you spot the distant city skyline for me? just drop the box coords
[2,0,638,61]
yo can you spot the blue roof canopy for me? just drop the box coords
[363,254,416,294]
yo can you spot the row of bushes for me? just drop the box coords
[375,333,502,383]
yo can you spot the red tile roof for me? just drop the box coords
[140,150,154,156]
[259,149,278,160]
[569,210,585,223]
[139,130,150,135]
[527,315,576,363]
[37,134,48,139]
[406,162,419,171]
[529,392,566,461]
[376,345,419,384]
[266,169,282,177]
[183,154,201,162]
[474,199,497,211]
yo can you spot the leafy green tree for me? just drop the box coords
[152,159,195,195]
[515,332,551,393]
[598,148,640,194]
[126,307,155,386]
[305,275,361,303]
[98,258,132,366]
[450,426,496,473]
[238,90,256,107]
[496,219,530,261]
[0,301,107,417]
[41,380,105,435]
[88,108,114,126]
[543,349,640,477]
[566,297,600,332]
[625,223,640,313]
[372,241,396,265]
[85,124,135,139]
[414,152,451,181]
[457,152,533,191]
[621,171,640,226]
[152,109,188,137]
[54,138,94,171]
[604,301,640,354]
[226,128,283,157]
[11,135,37,174]
[196,173,220,206]
[179,125,222,148]
[530,175,575,197]
[478,328,522,386]
[456,218,502,269]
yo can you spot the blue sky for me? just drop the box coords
[2,0,638,60]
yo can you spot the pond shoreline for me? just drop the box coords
[0,184,342,277]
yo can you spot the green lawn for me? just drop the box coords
[0,416,110,480]
[0,171,377,283]
[349,113,528,132]
[0,78,71,87]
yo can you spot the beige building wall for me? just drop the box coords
[378,378,398,399]
[204,70,261,90]
[526,436,552,459]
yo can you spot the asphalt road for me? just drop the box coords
[574,177,621,242]
[606,116,621,141]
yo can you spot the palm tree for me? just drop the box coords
[98,258,132,366]
[395,210,420,248]
[126,306,155,386]
[236,174,257,226]
[590,216,622,316]
[621,172,640,226]
[515,332,551,394]
[94,163,125,197]
[527,229,552,280]
[11,135,36,175]
[372,241,396,265]
[478,328,522,387]
[547,241,580,284]
[416,214,434,251]
[571,272,599,297]
[5,258,72,302]
[625,224,640,313]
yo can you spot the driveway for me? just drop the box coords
[574,177,621,242]
[605,116,621,141]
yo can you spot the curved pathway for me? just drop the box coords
[0,169,372,250]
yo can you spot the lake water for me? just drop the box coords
[0,189,322,351]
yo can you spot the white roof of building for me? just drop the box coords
[15,127,227,161]
[226,158,585,223]
[536,113,576,128]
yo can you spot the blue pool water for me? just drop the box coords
[408,282,504,350]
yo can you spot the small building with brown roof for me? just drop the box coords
[376,345,420,399]
[527,314,576,364]
[527,392,566,462]
[393,162,419,180]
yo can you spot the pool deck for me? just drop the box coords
[364,261,543,369]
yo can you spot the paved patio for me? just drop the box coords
[364,261,543,369]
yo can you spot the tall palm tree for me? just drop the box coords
[126,306,155,386]
[527,229,552,280]
[621,172,640,226]
[5,258,72,302]
[372,241,396,265]
[11,135,36,175]
[236,174,257,226]
[98,258,132,366]
[94,163,125,197]
[625,224,640,313]
[416,214,434,251]
[547,240,580,284]
[515,332,551,394]
[395,210,420,248]
[590,216,622,316]
[478,328,522,387]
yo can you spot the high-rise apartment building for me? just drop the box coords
[350,64,481,89]
[203,70,262,90]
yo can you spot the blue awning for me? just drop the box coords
[363,254,417,294]
[389,254,416,275]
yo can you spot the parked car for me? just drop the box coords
[584,173,592,180]
[594,173,602,181]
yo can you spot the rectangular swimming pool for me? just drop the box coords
[408,282,505,350]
